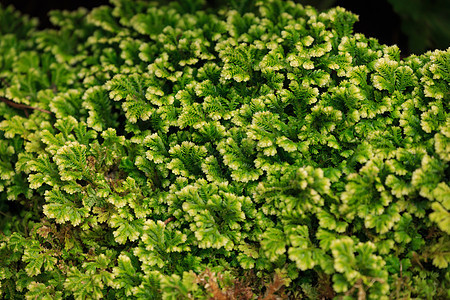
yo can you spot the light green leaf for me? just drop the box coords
[261,228,286,262]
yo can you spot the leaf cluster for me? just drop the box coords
[0,0,449,299]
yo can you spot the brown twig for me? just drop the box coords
[0,96,52,114]
[164,216,175,225]
[0,210,10,218]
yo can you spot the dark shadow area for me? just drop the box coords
[0,0,110,29]
[337,0,409,55]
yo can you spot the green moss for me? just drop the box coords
[0,0,449,299]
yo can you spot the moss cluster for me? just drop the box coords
[0,0,449,299]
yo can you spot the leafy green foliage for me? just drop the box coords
[0,0,449,299]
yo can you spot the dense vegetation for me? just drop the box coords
[0,0,449,298]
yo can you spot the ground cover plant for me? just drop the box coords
[0,0,449,298]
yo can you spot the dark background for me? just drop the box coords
[1,0,449,56]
